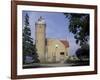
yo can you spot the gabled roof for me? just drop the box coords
[46,38,69,48]
[60,40,69,48]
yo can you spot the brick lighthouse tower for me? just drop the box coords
[35,16,46,63]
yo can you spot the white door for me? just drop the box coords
[60,52,65,63]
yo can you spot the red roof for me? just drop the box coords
[60,40,69,48]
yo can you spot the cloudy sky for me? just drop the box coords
[22,11,80,55]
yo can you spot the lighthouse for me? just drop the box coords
[35,16,46,63]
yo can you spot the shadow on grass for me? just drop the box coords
[23,60,89,69]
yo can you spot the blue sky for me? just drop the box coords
[22,11,80,55]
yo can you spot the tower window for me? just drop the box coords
[60,52,64,55]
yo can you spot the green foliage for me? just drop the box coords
[23,13,39,64]
[64,13,90,46]
[76,45,90,60]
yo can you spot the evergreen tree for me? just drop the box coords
[23,13,39,64]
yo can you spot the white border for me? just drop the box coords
[17,5,95,75]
